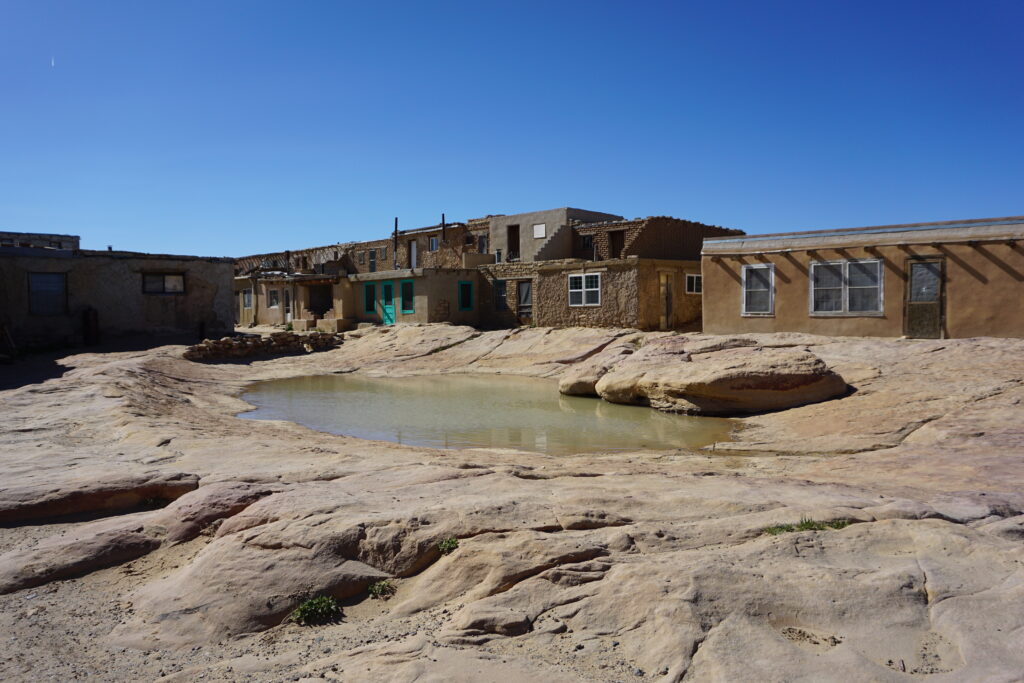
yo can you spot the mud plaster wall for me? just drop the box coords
[347,270,482,326]
[1,253,233,348]
[701,241,1024,338]
[477,262,540,328]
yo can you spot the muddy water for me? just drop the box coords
[241,373,733,455]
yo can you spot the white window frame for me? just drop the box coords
[568,273,601,307]
[532,223,546,239]
[428,236,439,252]
[685,273,702,295]
[808,259,884,317]
[741,264,774,316]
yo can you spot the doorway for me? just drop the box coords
[507,225,521,261]
[381,281,396,325]
[658,272,674,330]
[516,280,532,324]
[306,285,332,319]
[609,231,626,259]
[283,290,292,323]
[904,259,944,338]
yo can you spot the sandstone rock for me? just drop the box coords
[595,343,848,415]
[0,470,199,524]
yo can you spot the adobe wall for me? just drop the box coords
[477,262,540,328]
[701,241,1024,338]
[0,252,233,348]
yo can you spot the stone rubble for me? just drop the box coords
[182,331,344,361]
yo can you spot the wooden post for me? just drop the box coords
[393,217,399,269]
[441,213,446,243]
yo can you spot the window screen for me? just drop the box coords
[143,273,185,294]
[810,260,881,314]
[742,265,773,314]
[28,272,66,315]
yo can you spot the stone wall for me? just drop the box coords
[182,331,343,361]
[573,217,744,261]
[477,262,541,328]
[1,251,234,350]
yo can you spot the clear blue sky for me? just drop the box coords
[1,1,1021,256]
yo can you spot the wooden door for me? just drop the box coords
[659,272,674,330]
[905,259,944,338]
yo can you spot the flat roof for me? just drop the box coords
[704,216,1024,245]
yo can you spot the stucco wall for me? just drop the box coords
[347,269,482,327]
[533,258,702,331]
[1,252,233,348]
[701,241,1024,338]
[490,208,622,263]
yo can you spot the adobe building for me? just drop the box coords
[701,216,1024,339]
[477,214,743,330]
[1,234,234,351]
[234,208,744,333]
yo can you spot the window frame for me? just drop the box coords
[494,279,508,311]
[400,279,415,314]
[568,272,601,307]
[457,280,474,311]
[27,272,68,316]
[685,273,702,295]
[268,289,280,308]
[808,259,884,317]
[242,288,253,309]
[532,223,546,239]
[142,272,186,295]
[741,264,774,316]
[363,283,376,314]
[428,236,439,252]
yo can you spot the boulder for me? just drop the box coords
[595,342,847,415]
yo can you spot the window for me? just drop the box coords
[381,246,388,260]
[268,289,280,308]
[369,249,377,273]
[742,264,774,315]
[568,273,601,306]
[458,281,474,311]
[143,273,185,294]
[494,280,508,310]
[28,272,67,315]
[810,260,882,315]
[363,284,376,313]
[686,274,702,294]
[242,289,253,309]
[358,251,365,265]
[428,236,439,252]
[581,235,594,257]
[532,223,546,239]
[400,280,414,313]
[478,235,488,254]
[0,239,13,247]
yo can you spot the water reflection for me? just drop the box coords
[241,374,732,455]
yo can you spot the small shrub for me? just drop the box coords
[437,536,459,555]
[368,579,396,600]
[284,322,294,331]
[288,595,342,625]
[762,517,851,535]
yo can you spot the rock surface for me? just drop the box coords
[0,324,1022,681]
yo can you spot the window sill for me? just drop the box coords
[568,304,602,308]
[809,312,885,318]
[741,313,774,317]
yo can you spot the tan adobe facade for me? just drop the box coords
[701,216,1024,339]
[1,238,234,351]
[234,209,743,333]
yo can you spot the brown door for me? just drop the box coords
[905,259,944,338]
[609,230,625,258]
[659,272,674,330]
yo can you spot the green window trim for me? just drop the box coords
[400,279,415,313]
[458,280,474,311]
[363,283,376,314]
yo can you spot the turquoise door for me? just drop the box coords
[381,281,396,325]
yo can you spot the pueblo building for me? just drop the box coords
[701,216,1024,339]
[234,208,743,332]
[0,232,235,351]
